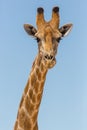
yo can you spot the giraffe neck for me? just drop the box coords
[14,53,48,130]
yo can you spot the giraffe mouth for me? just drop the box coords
[44,55,56,68]
[40,52,56,68]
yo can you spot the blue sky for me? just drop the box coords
[0,0,87,130]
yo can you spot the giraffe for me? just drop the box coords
[14,6,73,130]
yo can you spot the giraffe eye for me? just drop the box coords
[56,37,62,42]
[36,37,41,42]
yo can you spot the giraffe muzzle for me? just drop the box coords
[44,54,56,68]
[44,54,56,65]
[44,54,54,60]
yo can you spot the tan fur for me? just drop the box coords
[14,6,73,130]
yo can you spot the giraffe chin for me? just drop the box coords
[44,57,56,69]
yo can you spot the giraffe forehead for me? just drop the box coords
[36,24,61,39]
[45,25,62,37]
[44,25,52,33]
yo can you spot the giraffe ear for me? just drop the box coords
[24,24,37,37]
[59,23,73,37]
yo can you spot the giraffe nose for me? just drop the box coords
[44,54,54,60]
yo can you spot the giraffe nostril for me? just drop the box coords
[50,55,53,59]
[45,55,54,60]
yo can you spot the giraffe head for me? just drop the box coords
[24,7,73,68]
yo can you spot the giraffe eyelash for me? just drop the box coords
[56,37,62,43]
[35,37,41,42]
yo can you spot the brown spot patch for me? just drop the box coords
[31,73,36,86]
[37,93,42,102]
[33,123,38,130]
[36,57,41,66]
[24,118,32,130]
[42,70,47,80]
[29,88,33,99]
[39,81,45,91]
[36,67,39,75]
[41,63,44,72]
[14,120,18,130]
[34,81,39,93]
[32,94,36,103]
[25,95,35,116]
[38,71,41,81]
[32,111,38,124]
[35,102,41,110]
[18,108,32,130]
[19,95,24,108]
[24,80,29,94]
[18,108,25,127]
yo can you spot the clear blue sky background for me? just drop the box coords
[0,0,87,130]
